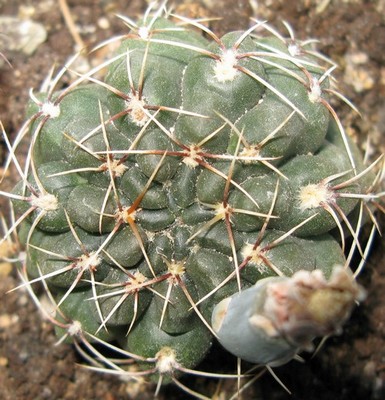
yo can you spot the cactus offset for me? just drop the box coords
[1,4,384,398]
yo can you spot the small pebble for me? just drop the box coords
[0,16,47,55]
[0,357,9,367]
[0,313,19,329]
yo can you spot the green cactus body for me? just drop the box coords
[4,6,383,398]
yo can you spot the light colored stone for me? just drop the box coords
[0,16,47,55]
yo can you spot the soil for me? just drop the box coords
[0,1,384,399]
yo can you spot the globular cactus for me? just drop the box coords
[1,3,384,398]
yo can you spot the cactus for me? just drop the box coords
[1,3,384,398]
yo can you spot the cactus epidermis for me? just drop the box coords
[1,4,384,399]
